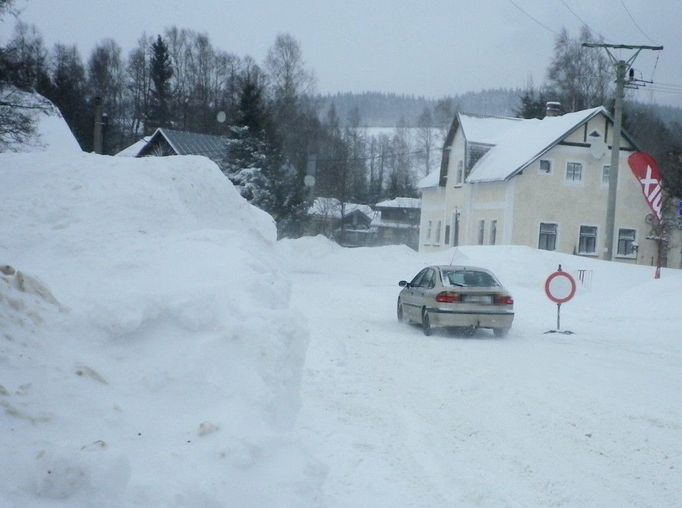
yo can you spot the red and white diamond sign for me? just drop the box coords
[628,152,663,221]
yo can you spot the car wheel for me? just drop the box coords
[397,299,404,322]
[493,327,510,338]
[422,310,432,336]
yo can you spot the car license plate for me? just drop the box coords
[465,295,492,304]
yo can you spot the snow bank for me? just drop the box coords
[0,153,322,507]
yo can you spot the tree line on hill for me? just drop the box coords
[317,89,522,127]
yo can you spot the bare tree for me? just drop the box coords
[0,0,15,14]
[433,97,455,138]
[0,86,48,151]
[547,26,612,111]
[387,116,416,198]
[126,34,152,138]
[88,39,127,152]
[265,33,315,103]
[163,27,240,133]
[3,21,50,92]
[416,106,434,176]
[49,43,89,148]
[0,6,48,150]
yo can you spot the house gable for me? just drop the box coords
[137,129,178,157]
[437,115,460,187]
[135,128,226,162]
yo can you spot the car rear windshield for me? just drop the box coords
[441,269,499,288]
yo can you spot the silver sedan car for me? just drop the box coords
[397,265,514,337]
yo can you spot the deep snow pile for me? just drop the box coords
[0,152,322,507]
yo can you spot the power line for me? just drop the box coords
[650,53,660,82]
[558,0,612,42]
[647,80,682,90]
[619,0,659,45]
[508,0,559,35]
[645,86,682,96]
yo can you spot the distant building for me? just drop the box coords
[370,197,421,250]
[117,128,226,164]
[306,197,375,247]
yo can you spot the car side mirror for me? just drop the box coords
[399,280,409,287]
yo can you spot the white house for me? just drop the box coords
[418,105,681,268]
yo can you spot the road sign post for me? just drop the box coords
[544,264,577,335]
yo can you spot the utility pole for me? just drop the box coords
[93,96,104,155]
[583,43,663,260]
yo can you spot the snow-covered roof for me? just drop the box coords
[115,137,150,157]
[459,113,521,146]
[370,213,419,229]
[418,169,441,189]
[465,107,606,183]
[0,87,81,153]
[308,197,374,219]
[138,128,226,161]
[375,197,420,209]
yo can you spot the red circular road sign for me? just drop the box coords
[544,271,576,304]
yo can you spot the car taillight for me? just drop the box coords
[436,291,461,303]
[494,295,514,305]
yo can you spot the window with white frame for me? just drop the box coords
[435,220,442,244]
[602,165,610,186]
[478,220,485,245]
[565,162,583,182]
[456,160,464,186]
[578,225,597,255]
[617,228,637,257]
[490,220,497,245]
[539,159,552,174]
[426,220,432,243]
[538,223,557,251]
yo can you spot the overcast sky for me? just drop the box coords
[5,0,682,108]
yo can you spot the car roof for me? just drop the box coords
[432,265,494,273]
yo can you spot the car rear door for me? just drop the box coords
[403,268,427,321]
[412,268,436,316]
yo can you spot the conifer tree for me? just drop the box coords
[222,60,275,211]
[147,35,173,132]
[49,44,89,149]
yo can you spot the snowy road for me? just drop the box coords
[284,240,682,507]
[5,152,679,506]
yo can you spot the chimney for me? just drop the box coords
[545,101,562,117]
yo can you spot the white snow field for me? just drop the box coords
[1,151,681,507]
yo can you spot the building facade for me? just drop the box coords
[419,106,681,268]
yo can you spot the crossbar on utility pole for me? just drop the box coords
[582,43,663,261]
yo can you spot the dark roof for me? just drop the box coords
[138,128,226,160]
